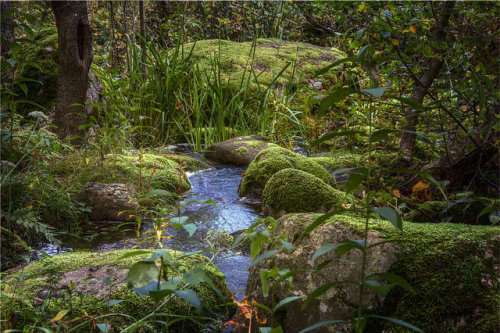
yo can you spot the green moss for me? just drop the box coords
[1,249,233,332]
[234,146,249,155]
[92,154,191,194]
[232,140,270,149]
[162,153,210,172]
[286,213,499,332]
[239,147,329,197]
[182,39,348,113]
[405,198,499,225]
[262,168,356,217]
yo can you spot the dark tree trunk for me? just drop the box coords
[139,0,146,81]
[51,1,93,143]
[399,1,455,162]
[109,0,116,68]
[0,0,14,57]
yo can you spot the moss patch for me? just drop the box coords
[1,249,233,332]
[92,154,191,194]
[262,168,356,218]
[161,153,210,172]
[239,147,329,198]
[405,197,499,225]
[182,39,348,113]
[288,213,499,332]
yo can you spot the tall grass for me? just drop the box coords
[93,33,303,149]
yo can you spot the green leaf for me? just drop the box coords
[366,272,414,293]
[393,168,442,189]
[302,282,341,310]
[6,59,18,68]
[96,323,111,332]
[299,320,345,333]
[107,300,124,307]
[361,87,386,98]
[311,131,365,146]
[183,267,209,285]
[319,88,358,116]
[367,315,423,332]
[363,280,396,296]
[171,216,189,225]
[315,56,356,75]
[127,261,159,288]
[372,207,402,230]
[346,173,365,193]
[274,296,303,311]
[98,277,112,285]
[175,289,201,310]
[143,189,173,199]
[371,129,399,142]
[150,249,173,263]
[301,209,345,239]
[312,243,339,263]
[117,250,150,261]
[149,288,175,301]
[251,250,281,267]
[183,223,197,237]
[385,95,424,109]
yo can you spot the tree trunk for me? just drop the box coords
[52,1,93,143]
[109,0,116,68]
[0,0,14,57]
[139,0,146,81]
[399,1,455,162]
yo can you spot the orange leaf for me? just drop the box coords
[410,25,416,33]
[51,309,70,323]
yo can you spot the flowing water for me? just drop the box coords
[39,163,261,300]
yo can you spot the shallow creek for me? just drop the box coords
[39,163,260,300]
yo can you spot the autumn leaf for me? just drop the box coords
[410,25,416,33]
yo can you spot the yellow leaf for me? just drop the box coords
[410,25,416,33]
[357,3,368,13]
[51,309,70,323]
[392,189,402,198]
[391,39,399,46]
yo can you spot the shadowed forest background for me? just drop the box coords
[0,1,498,332]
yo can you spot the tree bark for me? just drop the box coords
[399,1,455,162]
[139,0,146,81]
[52,1,93,143]
[109,0,116,68]
[0,0,14,57]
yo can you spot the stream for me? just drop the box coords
[39,163,260,300]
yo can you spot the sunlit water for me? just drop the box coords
[38,164,261,300]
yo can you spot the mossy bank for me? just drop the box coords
[1,249,233,332]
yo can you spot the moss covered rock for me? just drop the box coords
[183,39,348,113]
[239,147,329,198]
[92,154,191,194]
[405,198,499,225]
[204,135,278,166]
[262,168,356,218]
[246,213,499,332]
[162,153,210,172]
[1,249,233,332]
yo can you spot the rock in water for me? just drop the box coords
[204,135,277,166]
[76,182,138,221]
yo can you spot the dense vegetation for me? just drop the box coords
[1,1,498,332]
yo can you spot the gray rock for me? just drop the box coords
[245,214,399,333]
[76,183,138,222]
[204,136,277,166]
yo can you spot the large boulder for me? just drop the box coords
[239,147,329,199]
[204,136,277,166]
[76,183,138,222]
[246,213,499,332]
[1,249,234,332]
[262,168,356,218]
[182,39,349,113]
[87,153,191,194]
